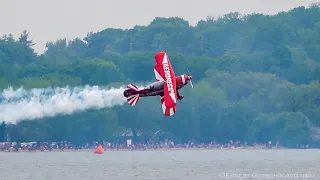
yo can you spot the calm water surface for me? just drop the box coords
[0,149,319,180]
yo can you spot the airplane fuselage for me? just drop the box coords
[139,74,188,97]
[123,75,189,98]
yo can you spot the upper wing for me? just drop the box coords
[153,51,177,109]
[153,53,165,82]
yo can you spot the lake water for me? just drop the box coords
[0,149,319,180]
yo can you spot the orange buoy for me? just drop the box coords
[93,144,104,154]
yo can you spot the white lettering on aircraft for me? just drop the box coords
[163,59,174,94]
[161,53,176,104]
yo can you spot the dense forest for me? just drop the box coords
[0,4,320,148]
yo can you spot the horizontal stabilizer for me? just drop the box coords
[126,84,139,91]
[125,84,140,106]
[127,94,140,106]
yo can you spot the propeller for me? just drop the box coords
[181,59,194,89]
[189,78,194,88]
[186,69,194,88]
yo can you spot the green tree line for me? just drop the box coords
[0,4,320,147]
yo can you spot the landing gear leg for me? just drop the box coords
[177,91,184,100]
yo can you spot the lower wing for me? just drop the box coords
[160,95,176,116]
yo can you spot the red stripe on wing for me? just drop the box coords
[160,96,176,116]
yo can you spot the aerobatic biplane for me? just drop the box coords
[123,51,193,116]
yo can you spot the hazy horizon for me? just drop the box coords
[1,0,317,54]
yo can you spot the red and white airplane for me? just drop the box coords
[123,51,193,116]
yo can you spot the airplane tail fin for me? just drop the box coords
[125,84,141,106]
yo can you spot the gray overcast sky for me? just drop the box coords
[0,0,316,54]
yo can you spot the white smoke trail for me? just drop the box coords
[0,85,131,124]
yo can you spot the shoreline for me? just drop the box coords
[1,147,317,153]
